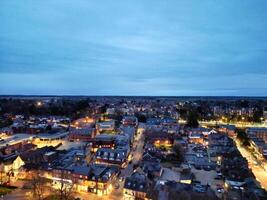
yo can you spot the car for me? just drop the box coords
[195,165,202,170]
[193,181,201,185]
[217,188,224,193]
[203,166,211,171]
[194,185,206,193]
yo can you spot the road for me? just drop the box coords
[178,119,267,128]
[121,127,145,178]
[235,139,267,190]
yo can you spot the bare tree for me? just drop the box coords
[0,163,4,184]
[29,172,46,200]
[55,169,75,200]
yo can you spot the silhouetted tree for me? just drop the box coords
[186,110,199,128]
[172,144,184,163]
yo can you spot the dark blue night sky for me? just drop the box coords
[1,0,267,96]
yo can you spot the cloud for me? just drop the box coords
[0,0,267,95]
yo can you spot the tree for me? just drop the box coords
[0,163,4,184]
[55,170,74,200]
[237,129,250,147]
[135,113,147,123]
[172,144,184,163]
[186,110,199,128]
[252,109,263,123]
[29,173,47,200]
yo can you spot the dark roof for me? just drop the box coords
[124,172,148,192]
[72,166,90,176]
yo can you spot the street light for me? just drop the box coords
[217,156,222,165]
[36,101,42,107]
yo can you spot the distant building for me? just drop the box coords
[0,127,13,136]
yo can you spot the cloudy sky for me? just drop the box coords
[0,0,267,96]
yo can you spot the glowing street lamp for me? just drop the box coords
[36,101,42,107]
[217,156,222,165]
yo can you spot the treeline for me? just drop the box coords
[0,98,91,119]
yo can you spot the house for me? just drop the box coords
[219,125,236,137]
[69,127,96,142]
[146,118,162,131]
[141,153,163,178]
[188,133,204,144]
[96,120,115,133]
[221,157,250,181]
[247,127,267,143]
[122,116,138,127]
[21,146,58,169]
[0,155,25,177]
[120,126,135,145]
[161,118,177,127]
[95,148,129,168]
[0,134,33,155]
[151,180,218,200]
[145,131,174,149]
[91,134,117,152]
[124,171,150,200]
[187,127,211,137]
[51,164,119,195]
[0,127,13,136]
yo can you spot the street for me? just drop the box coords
[121,126,145,178]
[178,119,267,128]
[235,139,267,190]
[77,127,145,200]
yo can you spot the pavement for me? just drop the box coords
[4,189,30,200]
